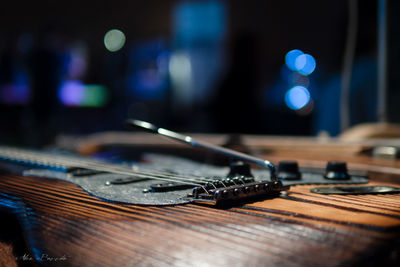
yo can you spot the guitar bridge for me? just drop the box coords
[189,180,289,205]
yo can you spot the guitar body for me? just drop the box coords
[0,135,400,266]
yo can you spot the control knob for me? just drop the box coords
[278,161,302,180]
[324,161,350,180]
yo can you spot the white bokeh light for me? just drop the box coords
[104,29,126,52]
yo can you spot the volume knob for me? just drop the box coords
[324,161,350,180]
[278,161,301,180]
[228,161,253,177]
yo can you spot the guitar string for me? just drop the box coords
[0,151,210,193]
[0,147,208,183]
[0,147,248,193]
[0,147,257,190]
[0,150,204,184]
[0,148,258,193]
[42,153,214,185]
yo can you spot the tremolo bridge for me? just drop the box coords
[149,176,288,205]
[191,180,288,204]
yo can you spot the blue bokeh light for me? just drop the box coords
[285,85,311,110]
[295,54,316,75]
[173,1,226,44]
[285,49,304,71]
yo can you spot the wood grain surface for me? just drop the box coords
[1,136,400,266]
[0,175,399,266]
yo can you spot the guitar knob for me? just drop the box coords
[278,161,301,180]
[228,161,253,177]
[324,161,350,180]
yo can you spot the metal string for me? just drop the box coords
[0,147,236,193]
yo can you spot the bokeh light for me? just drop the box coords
[58,80,85,106]
[285,49,304,71]
[104,29,126,52]
[285,49,316,76]
[169,52,192,88]
[83,85,108,107]
[285,85,311,110]
[0,70,31,104]
[58,80,108,107]
[295,54,316,75]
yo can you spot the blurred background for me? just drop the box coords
[0,0,385,147]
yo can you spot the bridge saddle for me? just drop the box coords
[190,178,289,205]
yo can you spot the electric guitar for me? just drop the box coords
[0,122,399,266]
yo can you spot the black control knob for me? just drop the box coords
[228,161,253,177]
[278,161,301,180]
[324,161,350,180]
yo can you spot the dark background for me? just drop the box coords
[0,0,381,147]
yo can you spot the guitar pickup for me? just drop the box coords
[66,168,105,177]
[150,182,194,192]
[105,176,150,185]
